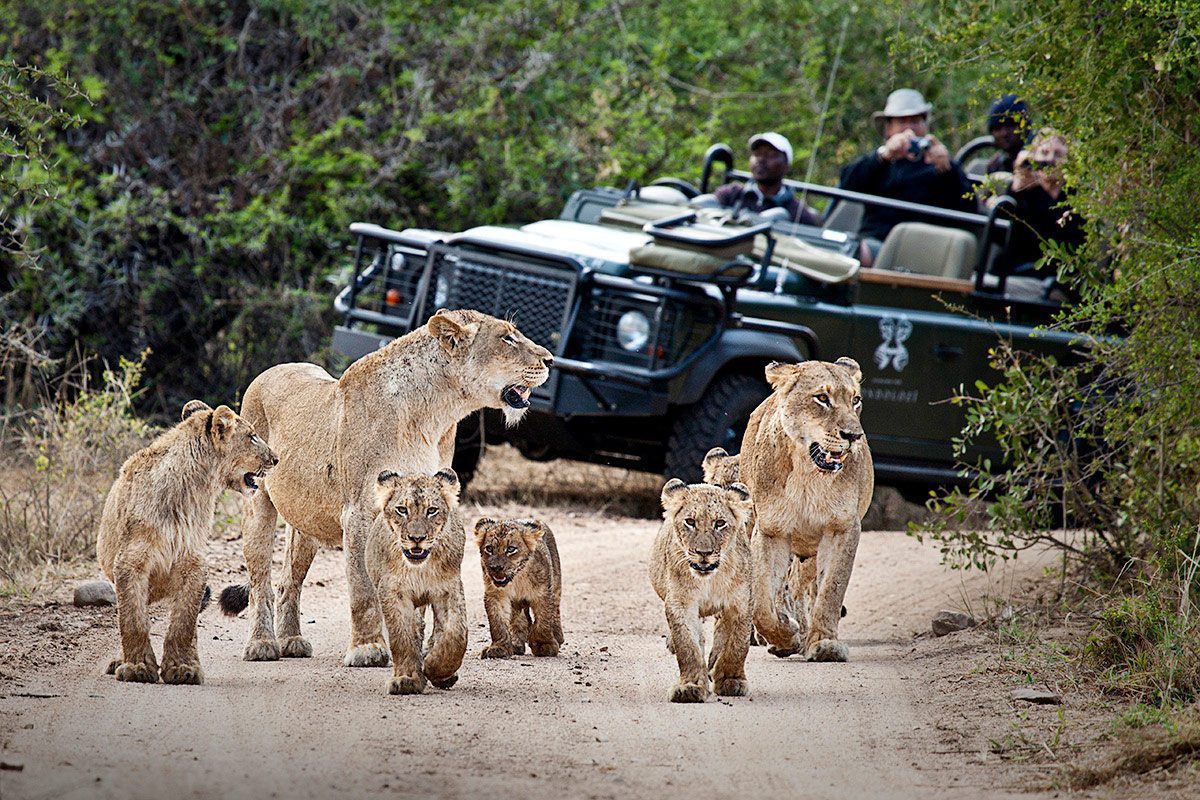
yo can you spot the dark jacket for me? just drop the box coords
[998,186,1085,279]
[712,181,820,226]
[839,153,975,241]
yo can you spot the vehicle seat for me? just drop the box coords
[873,222,977,279]
[822,200,863,234]
[688,193,723,209]
[638,185,690,205]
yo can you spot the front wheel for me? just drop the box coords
[665,373,770,484]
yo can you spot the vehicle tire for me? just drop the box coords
[665,373,771,484]
[452,412,485,490]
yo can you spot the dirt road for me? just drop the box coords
[1,508,1058,800]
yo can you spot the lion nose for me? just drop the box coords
[694,547,714,558]
[840,430,863,443]
[542,355,554,368]
[409,532,427,543]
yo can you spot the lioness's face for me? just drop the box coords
[374,469,460,565]
[660,479,752,577]
[473,518,545,587]
[767,358,865,475]
[185,401,278,494]
[427,310,553,426]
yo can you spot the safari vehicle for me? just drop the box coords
[331,143,1080,498]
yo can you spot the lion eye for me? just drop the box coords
[853,395,862,407]
[502,333,518,347]
[683,518,697,529]
[814,393,831,406]
[484,545,493,554]
[714,519,727,529]
[395,506,409,517]
[505,545,518,555]
[426,507,440,517]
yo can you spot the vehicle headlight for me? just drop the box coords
[616,310,651,352]
[433,274,451,308]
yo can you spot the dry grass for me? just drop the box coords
[1065,712,1200,789]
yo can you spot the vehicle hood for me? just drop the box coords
[446,220,648,274]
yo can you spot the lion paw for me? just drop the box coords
[714,677,749,697]
[767,644,801,658]
[279,636,313,658]
[806,639,849,662]
[160,661,205,685]
[344,641,390,668]
[105,659,120,675]
[480,644,510,659]
[529,640,559,657]
[669,682,709,703]
[430,674,458,690]
[510,642,526,656]
[114,661,160,683]
[387,675,426,695]
[243,638,281,662]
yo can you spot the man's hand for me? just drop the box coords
[924,136,951,173]
[1011,149,1037,191]
[878,131,914,163]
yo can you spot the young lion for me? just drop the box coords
[97,400,277,684]
[368,469,468,695]
[473,518,563,659]
[649,478,754,703]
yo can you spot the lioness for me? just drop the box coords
[97,400,277,684]
[740,357,873,662]
[220,309,551,666]
[649,478,754,703]
[473,517,563,659]
[369,469,467,695]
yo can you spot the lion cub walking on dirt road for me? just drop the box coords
[368,469,468,695]
[650,478,754,703]
[97,400,277,684]
[474,518,563,659]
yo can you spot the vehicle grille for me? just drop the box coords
[420,250,576,355]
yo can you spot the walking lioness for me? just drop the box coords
[220,309,552,666]
[98,400,277,684]
[740,357,873,662]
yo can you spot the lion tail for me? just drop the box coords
[218,583,251,617]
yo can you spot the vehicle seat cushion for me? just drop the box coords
[874,222,978,279]
[750,234,860,284]
[629,232,753,277]
[822,200,863,234]
[638,185,690,205]
[599,200,692,230]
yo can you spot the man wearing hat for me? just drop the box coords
[984,94,1031,174]
[840,88,974,266]
[713,132,821,225]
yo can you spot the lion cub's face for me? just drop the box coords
[473,518,546,587]
[766,357,865,474]
[374,469,460,565]
[181,400,277,494]
[660,479,752,577]
[427,309,553,427]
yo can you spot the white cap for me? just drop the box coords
[748,132,793,165]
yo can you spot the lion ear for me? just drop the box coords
[660,478,687,512]
[374,471,401,511]
[181,399,211,421]
[835,356,862,384]
[765,361,799,390]
[473,517,496,547]
[428,311,475,354]
[209,406,237,442]
[520,519,547,545]
[703,447,729,464]
[726,482,752,504]
[433,468,460,502]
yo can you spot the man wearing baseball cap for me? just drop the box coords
[712,132,821,225]
[984,94,1031,174]
[840,88,974,266]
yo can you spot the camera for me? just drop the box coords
[907,135,933,159]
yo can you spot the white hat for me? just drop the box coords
[748,132,793,165]
[872,88,933,132]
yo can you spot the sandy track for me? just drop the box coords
[0,511,1058,800]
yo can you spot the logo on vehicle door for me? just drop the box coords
[874,316,912,372]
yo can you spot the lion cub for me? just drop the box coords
[650,478,754,703]
[473,518,564,659]
[368,469,469,695]
[97,400,277,684]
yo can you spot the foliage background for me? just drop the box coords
[1,0,994,412]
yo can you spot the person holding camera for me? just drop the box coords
[711,132,822,225]
[998,129,1084,280]
[839,88,974,266]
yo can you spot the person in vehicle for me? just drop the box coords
[839,88,975,267]
[998,129,1085,280]
[984,94,1030,174]
[712,132,821,225]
